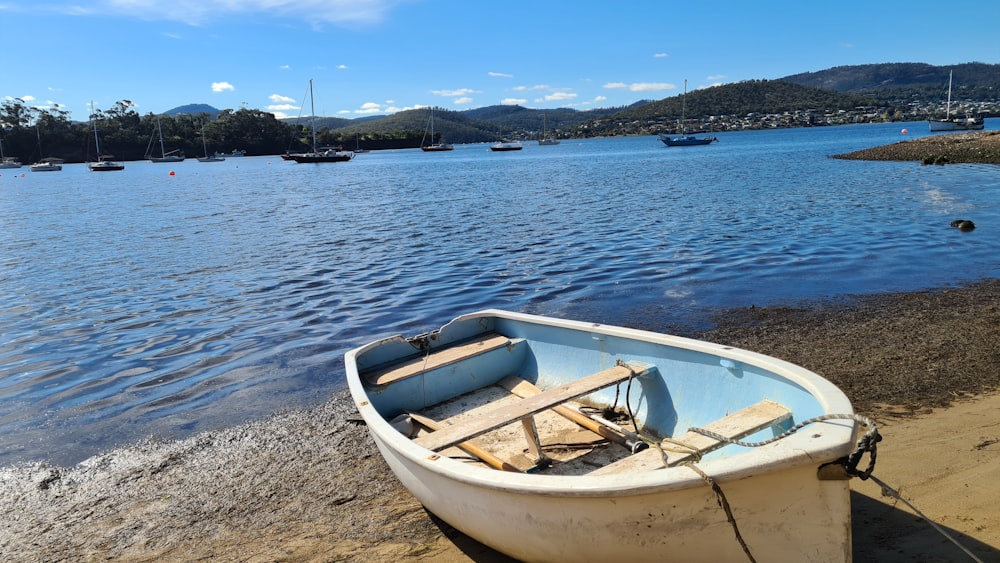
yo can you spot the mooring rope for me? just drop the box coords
[868,474,986,563]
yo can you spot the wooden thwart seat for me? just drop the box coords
[364,333,511,386]
[588,399,792,475]
[413,362,652,453]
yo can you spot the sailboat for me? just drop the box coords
[538,113,560,145]
[197,122,225,162]
[290,79,354,163]
[421,107,453,152]
[353,133,370,154]
[928,71,985,132]
[659,80,718,147]
[0,138,22,169]
[147,117,185,162]
[30,126,63,171]
[87,102,125,172]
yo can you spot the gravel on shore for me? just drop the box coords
[834,130,1000,164]
[1,279,998,562]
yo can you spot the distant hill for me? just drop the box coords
[609,80,878,123]
[155,62,998,144]
[780,62,1000,101]
[163,104,221,118]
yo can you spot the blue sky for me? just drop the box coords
[3,0,999,122]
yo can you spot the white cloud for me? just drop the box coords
[279,64,291,70]
[432,88,477,97]
[512,84,551,92]
[541,92,577,102]
[211,81,235,93]
[706,74,726,81]
[453,97,473,105]
[91,0,402,27]
[653,53,669,58]
[337,64,349,69]
[269,94,295,103]
[604,82,674,92]
[355,101,382,114]
[629,82,672,92]
[594,95,607,102]
[501,97,526,106]
[488,71,514,78]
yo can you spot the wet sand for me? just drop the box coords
[1,279,998,562]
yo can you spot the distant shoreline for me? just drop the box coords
[834,130,1000,164]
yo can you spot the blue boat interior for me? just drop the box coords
[358,315,826,460]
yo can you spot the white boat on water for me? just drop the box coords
[538,113,560,145]
[147,117,185,162]
[87,103,124,172]
[928,71,985,132]
[421,108,453,152]
[490,139,522,151]
[0,139,22,169]
[197,122,225,162]
[346,310,877,562]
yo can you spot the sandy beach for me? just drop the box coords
[1,278,997,562]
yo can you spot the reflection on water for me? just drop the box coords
[1,121,997,465]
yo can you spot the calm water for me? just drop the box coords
[2,121,998,466]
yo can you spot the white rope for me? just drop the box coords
[868,474,985,563]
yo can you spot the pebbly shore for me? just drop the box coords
[834,129,1000,164]
[1,279,997,562]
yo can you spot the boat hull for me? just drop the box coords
[88,161,124,171]
[928,118,985,132]
[421,144,454,152]
[660,135,718,146]
[490,143,522,151]
[290,152,354,163]
[346,310,857,562]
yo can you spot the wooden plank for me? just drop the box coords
[407,412,522,472]
[364,333,510,386]
[413,362,651,453]
[498,376,648,453]
[588,399,792,476]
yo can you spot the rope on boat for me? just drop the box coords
[689,412,882,480]
[685,462,758,563]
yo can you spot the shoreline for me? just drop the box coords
[1,279,998,561]
[834,129,1000,164]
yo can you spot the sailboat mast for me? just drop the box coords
[309,79,317,152]
[91,102,101,156]
[681,79,687,132]
[946,70,953,118]
[157,117,167,158]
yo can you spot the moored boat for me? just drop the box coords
[929,71,985,132]
[659,134,718,146]
[490,139,522,151]
[289,80,354,164]
[87,102,124,172]
[660,79,718,147]
[346,309,876,562]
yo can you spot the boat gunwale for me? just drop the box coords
[346,309,857,497]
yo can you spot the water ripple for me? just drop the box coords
[1,122,998,465]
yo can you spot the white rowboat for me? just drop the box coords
[346,309,873,562]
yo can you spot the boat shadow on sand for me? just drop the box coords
[424,492,999,562]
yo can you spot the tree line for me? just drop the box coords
[0,98,432,163]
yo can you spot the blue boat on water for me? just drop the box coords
[346,309,875,562]
[659,134,718,146]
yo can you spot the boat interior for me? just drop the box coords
[359,324,801,476]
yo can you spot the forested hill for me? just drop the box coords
[780,61,1000,100]
[609,80,878,123]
